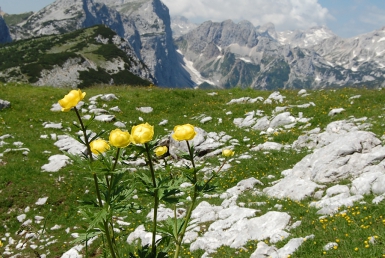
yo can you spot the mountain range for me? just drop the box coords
[1,0,385,89]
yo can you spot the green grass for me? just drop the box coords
[1,83,385,257]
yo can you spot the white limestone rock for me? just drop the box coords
[200,116,212,124]
[89,108,108,115]
[146,205,186,221]
[221,177,263,200]
[310,192,364,215]
[264,177,322,201]
[94,115,116,122]
[227,97,250,104]
[109,106,121,112]
[101,94,118,101]
[270,112,296,129]
[41,154,70,172]
[113,121,126,128]
[159,119,168,126]
[328,108,345,116]
[290,131,384,183]
[298,89,307,95]
[252,116,271,131]
[0,99,11,110]
[136,107,153,113]
[54,135,85,155]
[191,201,223,223]
[190,211,291,253]
[251,142,284,151]
[265,91,285,104]
[43,122,63,129]
[35,197,48,205]
[126,225,161,247]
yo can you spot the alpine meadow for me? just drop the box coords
[2,0,385,257]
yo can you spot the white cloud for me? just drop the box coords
[162,0,332,31]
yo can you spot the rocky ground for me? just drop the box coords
[1,90,385,257]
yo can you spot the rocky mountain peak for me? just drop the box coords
[180,19,260,50]
[256,22,277,39]
[97,0,194,87]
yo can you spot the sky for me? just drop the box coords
[0,0,384,38]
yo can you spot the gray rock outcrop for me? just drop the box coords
[0,99,11,110]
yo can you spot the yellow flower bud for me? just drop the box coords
[131,123,154,144]
[222,149,235,157]
[109,129,131,148]
[155,146,168,157]
[58,89,86,112]
[172,124,197,141]
[89,139,110,154]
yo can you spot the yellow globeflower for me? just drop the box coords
[131,123,154,144]
[172,124,196,141]
[90,139,110,154]
[155,146,168,157]
[222,149,235,157]
[58,89,86,112]
[109,129,131,148]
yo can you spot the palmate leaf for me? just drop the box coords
[157,217,185,240]
[157,176,184,203]
[197,181,218,194]
[158,188,181,204]
[78,207,110,232]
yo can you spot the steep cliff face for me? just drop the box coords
[0,16,12,43]
[96,0,194,87]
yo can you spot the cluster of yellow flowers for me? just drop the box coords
[59,89,235,157]
[89,124,155,154]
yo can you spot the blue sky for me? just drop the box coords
[1,0,384,38]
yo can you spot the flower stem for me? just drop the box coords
[74,107,93,162]
[93,173,103,207]
[145,143,158,256]
[93,173,117,258]
[106,148,121,198]
[103,220,117,258]
[174,140,198,258]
